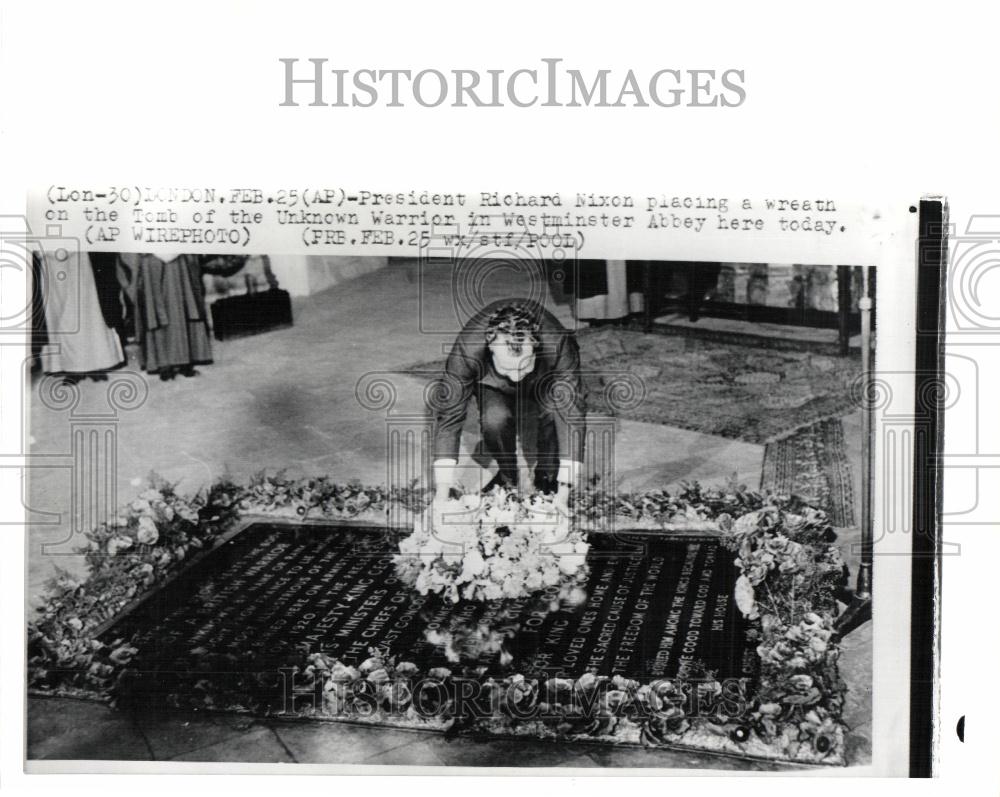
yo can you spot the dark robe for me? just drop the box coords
[89,252,127,348]
[123,253,212,373]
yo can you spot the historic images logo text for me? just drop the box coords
[279,58,746,108]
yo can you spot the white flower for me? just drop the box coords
[107,536,133,555]
[732,511,761,536]
[460,549,487,580]
[565,586,588,607]
[558,553,586,575]
[734,574,758,619]
[330,663,360,683]
[136,515,159,545]
[490,558,513,581]
[540,565,561,588]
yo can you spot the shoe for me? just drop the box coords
[534,474,559,495]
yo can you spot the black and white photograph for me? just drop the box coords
[7,1,1000,792]
[25,249,885,770]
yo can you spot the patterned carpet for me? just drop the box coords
[400,326,861,446]
[759,418,856,527]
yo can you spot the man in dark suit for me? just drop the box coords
[432,299,586,510]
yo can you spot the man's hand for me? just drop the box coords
[432,459,458,501]
[553,481,571,517]
[551,460,581,518]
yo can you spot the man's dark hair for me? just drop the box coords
[484,303,541,354]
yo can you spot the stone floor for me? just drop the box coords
[25,259,871,768]
[25,697,799,770]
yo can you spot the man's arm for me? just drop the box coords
[432,336,479,497]
[549,332,587,496]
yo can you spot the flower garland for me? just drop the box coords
[27,472,852,765]
[719,504,848,759]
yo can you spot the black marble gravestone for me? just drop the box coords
[103,523,757,704]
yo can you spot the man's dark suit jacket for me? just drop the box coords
[432,299,586,463]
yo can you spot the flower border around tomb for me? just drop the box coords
[27,472,851,766]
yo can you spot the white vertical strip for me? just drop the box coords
[869,202,921,776]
